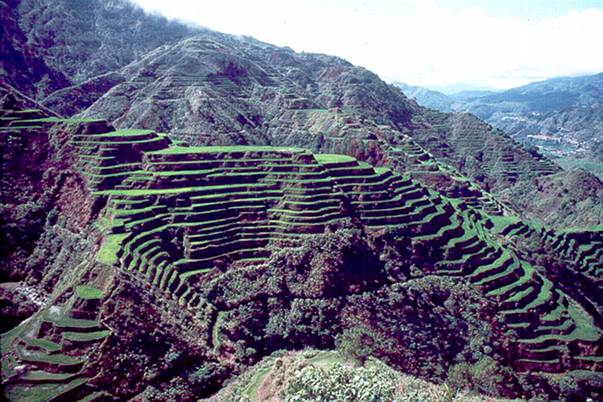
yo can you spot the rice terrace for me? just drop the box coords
[1,0,602,401]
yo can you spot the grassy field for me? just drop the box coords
[75,285,104,299]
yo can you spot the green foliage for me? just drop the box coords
[446,357,518,398]
[315,153,357,163]
[188,362,228,395]
[97,233,127,265]
[555,157,603,180]
[335,326,394,366]
[285,362,398,402]
[147,145,303,155]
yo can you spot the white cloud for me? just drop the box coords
[131,0,603,90]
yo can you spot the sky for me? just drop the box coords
[131,0,603,93]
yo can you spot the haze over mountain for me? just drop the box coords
[1,0,602,401]
[394,73,603,178]
[130,0,603,90]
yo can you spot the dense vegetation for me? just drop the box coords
[210,350,517,402]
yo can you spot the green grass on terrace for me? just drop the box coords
[43,309,100,329]
[19,117,104,124]
[0,125,43,130]
[75,285,103,300]
[4,377,88,402]
[11,109,41,113]
[554,157,603,180]
[63,330,110,342]
[567,301,600,341]
[21,370,78,381]
[22,337,61,353]
[94,187,198,197]
[315,154,357,163]
[18,350,83,365]
[71,137,164,146]
[560,224,603,233]
[110,205,162,217]
[374,167,391,174]
[17,117,62,123]
[89,129,155,137]
[147,145,305,155]
[487,214,520,233]
[97,233,129,265]
[151,167,261,177]
[62,118,106,123]
[97,181,281,198]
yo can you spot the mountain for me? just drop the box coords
[463,73,603,117]
[456,73,603,154]
[1,0,603,400]
[448,89,499,101]
[0,0,197,102]
[392,81,454,112]
[394,74,603,178]
[3,0,600,228]
[72,31,600,227]
[390,83,500,111]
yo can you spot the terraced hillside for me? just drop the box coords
[2,91,602,400]
[488,217,603,327]
[3,1,600,229]
[56,115,603,374]
[2,284,110,401]
[66,29,599,228]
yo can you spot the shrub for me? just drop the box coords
[188,362,228,396]
[285,362,398,402]
[335,326,394,366]
[446,357,518,398]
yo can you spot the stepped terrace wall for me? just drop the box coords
[92,144,455,309]
[2,99,601,402]
[79,128,600,376]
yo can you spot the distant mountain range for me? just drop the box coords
[394,74,603,172]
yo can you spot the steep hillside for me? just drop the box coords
[2,88,602,400]
[1,0,197,102]
[0,0,70,99]
[2,1,603,399]
[2,0,600,228]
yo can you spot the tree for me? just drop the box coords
[335,326,393,366]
